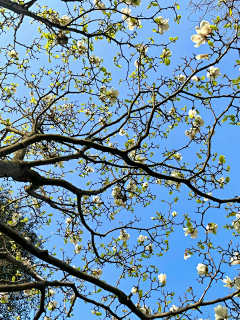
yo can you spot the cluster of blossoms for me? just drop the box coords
[126,180,136,198]
[191,21,212,48]
[183,223,198,239]
[136,303,152,315]
[205,222,218,235]
[112,186,127,208]
[8,212,22,227]
[197,263,208,276]
[65,218,83,254]
[77,40,87,55]
[89,55,101,66]
[92,268,103,278]
[121,8,141,31]
[232,213,240,233]
[119,229,130,241]
[48,12,71,26]
[99,86,120,104]
[185,109,205,140]
[158,273,167,285]
[155,16,170,35]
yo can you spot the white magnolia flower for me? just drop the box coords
[12,212,22,223]
[145,243,153,252]
[92,268,103,277]
[112,246,117,252]
[94,0,106,11]
[119,128,126,136]
[126,17,141,31]
[205,223,218,235]
[234,277,240,289]
[172,211,177,217]
[44,317,52,320]
[75,244,83,254]
[158,273,167,284]
[8,49,18,59]
[214,305,228,320]
[131,286,138,294]
[176,74,186,83]
[185,127,198,139]
[98,117,106,126]
[123,0,141,7]
[135,154,147,163]
[183,223,198,239]
[230,252,240,265]
[155,16,170,35]
[45,94,53,102]
[119,229,130,241]
[204,192,212,201]
[142,182,148,189]
[108,87,120,104]
[60,15,71,26]
[48,300,58,310]
[93,195,101,205]
[189,109,197,119]
[196,263,208,276]
[121,7,131,21]
[207,66,221,80]
[89,55,101,66]
[137,235,145,243]
[77,40,87,55]
[65,218,73,224]
[222,276,234,289]
[70,294,76,304]
[170,305,178,312]
[156,179,161,185]
[218,177,225,184]
[184,251,191,260]
[191,21,212,47]
[140,305,151,315]
[86,166,94,173]
[48,289,55,297]
[174,153,182,161]
[162,48,172,58]
[196,53,209,60]
[193,115,205,127]
[232,213,240,233]
[70,238,78,245]
[191,76,199,82]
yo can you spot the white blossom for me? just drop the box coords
[123,0,141,7]
[126,17,141,31]
[119,229,130,241]
[193,115,205,127]
[119,128,126,136]
[45,94,53,102]
[89,55,101,66]
[24,289,31,296]
[222,276,234,289]
[0,293,8,303]
[174,153,182,161]
[48,300,58,310]
[218,177,225,184]
[145,243,153,252]
[189,109,197,119]
[137,235,145,243]
[70,238,78,245]
[65,218,73,224]
[196,53,209,60]
[92,268,103,277]
[121,7,131,21]
[196,263,208,276]
[142,182,148,189]
[70,294,76,304]
[8,49,18,59]
[172,211,177,217]
[155,16,170,35]
[230,252,240,265]
[60,15,71,26]
[158,273,167,284]
[169,305,178,312]
[204,192,212,201]
[131,286,138,294]
[140,305,152,315]
[232,213,240,233]
[169,107,176,115]
[94,0,106,11]
[191,21,212,47]
[184,251,191,260]
[75,244,82,254]
[191,76,199,82]
[183,225,198,239]
[185,127,198,139]
[162,48,172,58]
[156,179,161,185]
[207,66,221,80]
[86,166,94,173]
[205,223,218,235]
[214,305,228,320]
[77,40,87,55]
[176,74,186,83]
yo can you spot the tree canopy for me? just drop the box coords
[0,0,240,319]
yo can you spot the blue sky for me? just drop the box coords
[1,0,240,319]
